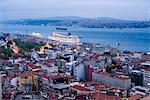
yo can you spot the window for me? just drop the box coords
[25,77,28,79]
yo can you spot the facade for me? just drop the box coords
[142,53,150,61]
[130,70,144,86]
[66,61,85,81]
[92,71,131,89]
[44,49,58,59]
[130,86,150,96]
[17,72,39,92]
[71,85,93,95]
[85,65,94,82]
[41,73,73,96]
[40,64,58,73]
[73,63,85,81]
[141,62,150,86]
[141,69,150,86]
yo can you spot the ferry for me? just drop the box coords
[48,32,80,44]
[56,27,67,30]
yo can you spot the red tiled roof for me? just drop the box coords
[128,94,143,100]
[42,75,49,80]
[76,95,86,100]
[145,68,150,72]
[49,96,58,100]
[95,71,130,80]
[2,76,15,79]
[92,92,121,100]
[18,60,26,64]
[26,64,40,69]
[19,71,39,77]
[117,75,130,80]
[72,85,92,92]
[96,72,111,77]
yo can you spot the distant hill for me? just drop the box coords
[2,16,150,28]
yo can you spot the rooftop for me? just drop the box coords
[42,73,72,80]
[95,71,130,80]
[26,63,40,69]
[72,85,92,92]
[18,71,39,77]
[128,93,143,100]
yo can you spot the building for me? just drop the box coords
[73,63,85,81]
[130,86,150,96]
[92,71,131,89]
[71,84,93,96]
[17,71,39,92]
[40,63,58,73]
[91,91,121,100]
[66,61,85,81]
[141,62,150,86]
[41,73,73,97]
[85,65,94,82]
[142,53,150,61]
[26,63,41,71]
[130,70,144,86]
[141,69,150,87]
[44,49,58,59]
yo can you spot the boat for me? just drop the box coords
[31,32,43,38]
[56,27,67,30]
[48,32,80,44]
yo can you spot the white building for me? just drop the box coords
[130,86,150,96]
[66,61,85,81]
[141,62,150,86]
[31,50,39,60]
[0,40,6,47]
[141,69,150,87]
[73,63,85,81]
[44,49,58,59]
[40,64,58,73]
[133,52,143,59]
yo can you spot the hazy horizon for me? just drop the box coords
[0,0,149,21]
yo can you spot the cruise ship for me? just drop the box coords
[48,32,80,44]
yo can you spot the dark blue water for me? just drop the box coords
[0,24,149,52]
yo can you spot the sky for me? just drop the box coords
[0,0,149,21]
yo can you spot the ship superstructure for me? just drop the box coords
[48,32,80,44]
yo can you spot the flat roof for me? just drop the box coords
[141,61,150,66]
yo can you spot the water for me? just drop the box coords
[0,24,150,52]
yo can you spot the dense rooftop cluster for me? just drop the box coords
[0,33,150,100]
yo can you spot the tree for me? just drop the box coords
[106,65,113,73]
[0,48,12,57]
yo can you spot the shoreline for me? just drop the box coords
[0,32,149,53]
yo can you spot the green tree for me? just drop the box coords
[106,65,113,73]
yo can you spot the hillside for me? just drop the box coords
[2,16,150,28]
